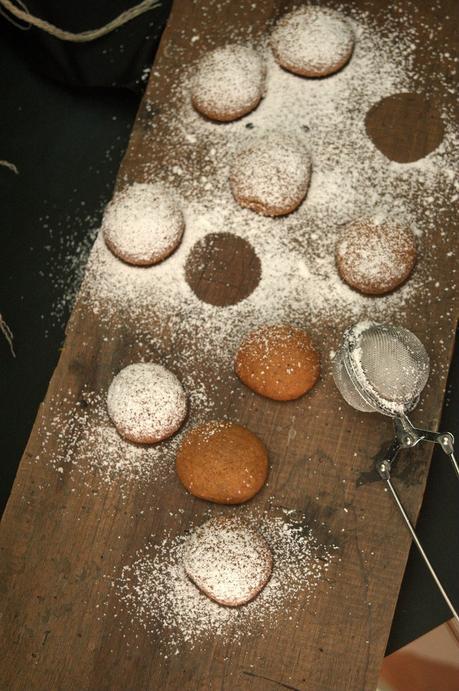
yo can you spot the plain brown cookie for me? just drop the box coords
[176,420,268,504]
[336,218,417,295]
[271,7,355,78]
[235,324,320,401]
[183,516,273,606]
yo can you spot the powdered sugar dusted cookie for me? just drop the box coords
[107,363,187,443]
[184,517,273,606]
[271,7,355,78]
[336,218,417,295]
[176,420,268,504]
[235,324,320,401]
[102,183,185,266]
[230,132,311,216]
[191,45,266,122]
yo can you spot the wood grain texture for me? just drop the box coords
[1,1,458,689]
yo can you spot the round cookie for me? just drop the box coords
[102,182,185,266]
[230,133,311,216]
[191,45,266,122]
[107,363,187,443]
[176,420,268,504]
[235,324,320,401]
[271,7,355,78]
[183,516,273,606]
[336,218,417,295]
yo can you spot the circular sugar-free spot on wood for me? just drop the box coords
[185,232,261,306]
[365,92,444,163]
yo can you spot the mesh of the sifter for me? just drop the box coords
[332,350,375,413]
[332,322,431,416]
[353,324,430,414]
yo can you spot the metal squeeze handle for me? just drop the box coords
[377,458,459,623]
[410,430,459,480]
[395,415,459,481]
[376,416,459,623]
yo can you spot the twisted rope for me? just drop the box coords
[0,0,160,42]
[0,160,19,174]
[0,314,15,357]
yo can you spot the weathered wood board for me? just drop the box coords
[1,1,458,689]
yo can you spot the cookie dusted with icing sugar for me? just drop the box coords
[235,324,320,401]
[230,132,312,216]
[336,218,417,295]
[184,517,273,607]
[107,363,187,444]
[176,420,268,504]
[191,45,266,122]
[102,183,185,266]
[271,7,355,78]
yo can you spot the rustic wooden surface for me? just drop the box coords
[1,1,458,689]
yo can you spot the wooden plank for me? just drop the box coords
[1,1,457,689]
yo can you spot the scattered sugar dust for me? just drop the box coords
[114,508,338,654]
[35,1,457,506]
[31,0,457,654]
[35,379,215,494]
[78,4,457,374]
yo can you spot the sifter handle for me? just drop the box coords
[395,416,459,481]
[447,450,459,480]
[377,459,459,623]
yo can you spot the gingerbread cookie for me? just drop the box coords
[176,420,268,504]
[191,45,266,122]
[235,324,320,401]
[107,363,187,443]
[230,132,311,216]
[184,517,273,606]
[336,218,417,295]
[271,7,355,78]
[102,183,185,266]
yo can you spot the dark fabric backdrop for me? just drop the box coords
[0,0,172,91]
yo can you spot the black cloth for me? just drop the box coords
[0,4,458,658]
[1,0,172,92]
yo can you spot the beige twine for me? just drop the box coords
[0,163,18,356]
[0,0,161,42]
[0,160,19,174]
[0,314,15,357]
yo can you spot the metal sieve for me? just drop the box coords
[333,321,458,622]
[332,321,431,415]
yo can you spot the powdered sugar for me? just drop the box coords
[271,6,355,77]
[36,5,457,651]
[107,363,187,443]
[115,509,337,651]
[102,183,184,266]
[336,219,417,294]
[34,379,213,493]
[230,131,312,215]
[183,517,272,606]
[43,2,458,480]
[191,45,266,121]
[79,9,457,374]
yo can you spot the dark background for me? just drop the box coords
[0,0,457,657]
